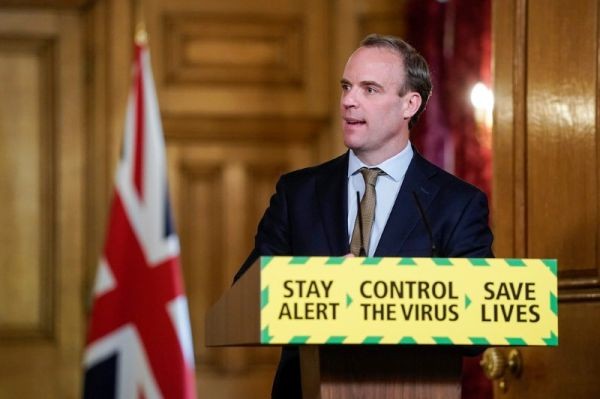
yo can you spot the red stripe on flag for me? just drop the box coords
[87,193,191,398]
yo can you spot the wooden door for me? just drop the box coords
[493,0,600,397]
[0,6,85,399]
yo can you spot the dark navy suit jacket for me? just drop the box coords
[234,149,494,398]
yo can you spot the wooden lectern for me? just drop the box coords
[205,261,462,399]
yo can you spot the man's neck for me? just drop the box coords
[352,137,410,166]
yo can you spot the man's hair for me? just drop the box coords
[360,34,432,129]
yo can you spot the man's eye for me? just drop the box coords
[341,84,350,91]
[366,87,377,94]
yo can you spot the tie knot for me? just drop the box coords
[360,167,382,186]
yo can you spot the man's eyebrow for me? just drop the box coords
[340,78,351,85]
[359,80,384,89]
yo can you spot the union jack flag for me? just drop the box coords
[83,36,197,399]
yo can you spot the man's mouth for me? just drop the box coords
[344,117,366,126]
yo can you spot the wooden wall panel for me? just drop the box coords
[493,0,600,397]
[163,13,304,86]
[0,9,84,399]
[527,0,598,277]
[147,0,329,117]
[0,38,54,339]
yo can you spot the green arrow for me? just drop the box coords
[506,337,527,345]
[346,294,353,307]
[261,326,273,343]
[290,335,310,344]
[542,259,557,276]
[397,258,417,266]
[433,258,453,266]
[433,336,454,345]
[260,256,273,269]
[326,336,346,344]
[469,337,490,345]
[363,336,383,344]
[289,256,309,265]
[398,336,417,344]
[506,258,526,267]
[543,331,558,346]
[468,258,490,266]
[260,286,269,309]
[550,292,558,315]
[465,294,472,309]
[362,257,382,265]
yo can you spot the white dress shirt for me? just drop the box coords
[347,143,414,256]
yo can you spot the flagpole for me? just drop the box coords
[133,0,147,46]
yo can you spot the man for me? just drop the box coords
[234,34,493,399]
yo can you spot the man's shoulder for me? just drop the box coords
[280,152,347,184]
[412,152,485,198]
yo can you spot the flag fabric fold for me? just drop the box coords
[83,38,197,399]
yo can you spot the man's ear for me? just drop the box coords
[403,92,422,119]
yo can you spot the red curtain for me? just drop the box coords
[407,0,492,199]
[406,1,493,399]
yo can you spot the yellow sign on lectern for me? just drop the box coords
[259,256,558,346]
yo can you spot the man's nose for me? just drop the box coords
[341,90,358,108]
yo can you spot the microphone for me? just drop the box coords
[356,191,367,256]
[411,191,439,257]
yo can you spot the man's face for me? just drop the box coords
[340,46,418,165]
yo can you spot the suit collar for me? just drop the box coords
[374,149,440,256]
[316,153,350,255]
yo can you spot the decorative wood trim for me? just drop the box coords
[0,36,56,340]
[514,0,528,259]
[163,12,304,87]
[0,0,94,8]
[163,115,328,142]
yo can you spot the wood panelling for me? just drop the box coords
[0,0,92,8]
[164,13,304,86]
[0,37,55,339]
[493,0,600,397]
[174,139,315,398]
[527,0,598,281]
[0,8,84,399]
[149,0,330,117]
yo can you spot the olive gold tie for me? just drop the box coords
[350,167,383,256]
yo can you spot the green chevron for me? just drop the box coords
[260,256,273,269]
[261,326,273,343]
[469,337,490,345]
[433,258,453,266]
[468,258,490,266]
[550,292,558,315]
[289,336,310,344]
[465,294,472,309]
[326,336,346,344]
[397,258,417,266]
[326,257,345,265]
[346,294,353,307]
[506,258,526,267]
[433,336,454,345]
[399,336,417,344]
[363,336,383,344]
[261,286,269,309]
[543,331,558,346]
[506,337,527,345]
[289,256,309,265]
[542,259,558,276]
[362,257,382,265]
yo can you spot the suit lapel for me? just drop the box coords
[374,151,439,257]
[316,153,350,255]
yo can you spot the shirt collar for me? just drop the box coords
[347,142,414,182]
